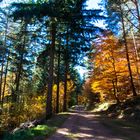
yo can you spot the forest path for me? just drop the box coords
[47,107,135,140]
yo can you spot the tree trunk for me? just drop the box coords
[120,3,137,96]
[110,48,120,103]
[131,29,140,92]
[1,52,10,107]
[110,47,119,92]
[56,40,61,113]
[0,15,8,106]
[63,52,68,112]
[112,80,120,103]
[46,19,56,119]
[63,29,69,112]
[0,59,4,103]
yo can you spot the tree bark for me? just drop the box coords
[46,19,56,119]
[110,47,120,103]
[1,52,10,107]
[56,39,61,113]
[112,80,120,103]
[120,2,137,96]
[0,14,8,107]
[131,29,140,91]
[63,29,69,112]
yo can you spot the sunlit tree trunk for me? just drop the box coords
[0,14,8,107]
[1,52,10,107]
[56,39,61,113]
[112,80,120,103]
[0,58,4,103]
[120,2,137,96]
[130,29,140,92]
[110,48,120,103]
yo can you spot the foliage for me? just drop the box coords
[86,32,140,102]
[3,112,69,140]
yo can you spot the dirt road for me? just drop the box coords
[47,109,126,140]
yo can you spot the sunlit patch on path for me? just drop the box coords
[47,108,125,140]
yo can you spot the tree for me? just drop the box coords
[119,0,137,96]
[89,33,132,102]
[105,0,137,97]
[11,0,104,118]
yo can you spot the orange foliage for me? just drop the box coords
[88,33,139,102]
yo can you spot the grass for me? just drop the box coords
[3,112,70,140]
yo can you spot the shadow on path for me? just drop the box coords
[47,109,126,140]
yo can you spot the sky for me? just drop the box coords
[86,0,101,9]
[87,0,104,27]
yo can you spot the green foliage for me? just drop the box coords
[3,126,53,140]
[3,113,69,140]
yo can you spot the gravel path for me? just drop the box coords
[47,110,125,140]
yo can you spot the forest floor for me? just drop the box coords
[3,104,140,140]
[47,106,140,140]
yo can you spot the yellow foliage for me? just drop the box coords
[88,34,139,102]
[78,95,86,105]
[52,78,76,112]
